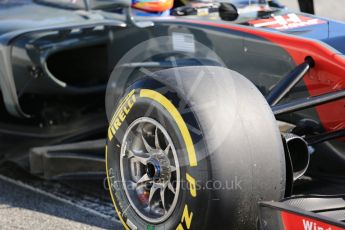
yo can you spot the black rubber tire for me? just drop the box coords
[106,66,286,230]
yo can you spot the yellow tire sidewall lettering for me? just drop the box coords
[186,173,197,198]
[107,88,200,230]
[139,89,197,167]
[176,204,194,230]
[108,89,136,141]
[105,145,130,230]
[139,89,198,230]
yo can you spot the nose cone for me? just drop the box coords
[248,12,345,55]
[248,12,329,39]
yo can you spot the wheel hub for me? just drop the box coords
[146,152,171,181]
[119,117,180,223]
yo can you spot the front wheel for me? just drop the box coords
[106,66,286,230]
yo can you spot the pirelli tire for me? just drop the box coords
[106,66,286,230]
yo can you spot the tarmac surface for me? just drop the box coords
[0,177,115,230]
[0,163,122,229]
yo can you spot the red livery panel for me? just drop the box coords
[281,211,343,230]
[248,13,327,30]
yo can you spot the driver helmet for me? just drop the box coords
[132,0,173,16]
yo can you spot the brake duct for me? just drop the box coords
[282,133,310,196]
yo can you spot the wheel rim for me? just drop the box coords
[120,117,180,223]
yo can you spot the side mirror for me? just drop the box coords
[219,3,238,21]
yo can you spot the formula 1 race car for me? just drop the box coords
[0,0,344,229]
